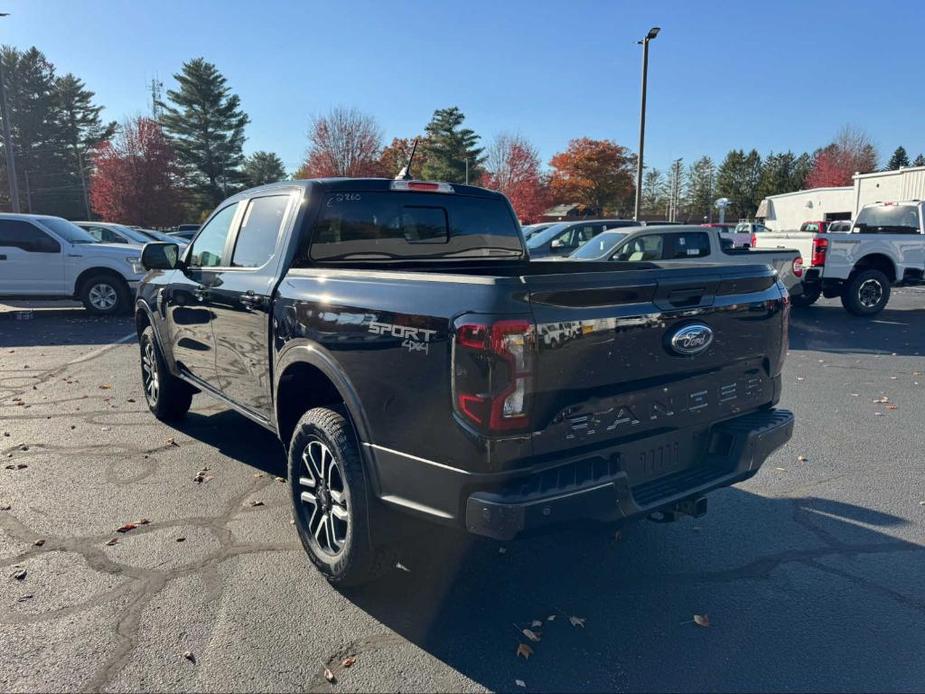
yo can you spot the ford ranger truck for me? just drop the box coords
[135,178,794,587]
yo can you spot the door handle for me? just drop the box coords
[239,291,264,309]
[192,285,208,301]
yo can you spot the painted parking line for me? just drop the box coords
[67,331,138,366]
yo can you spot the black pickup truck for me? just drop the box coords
[136,178,794,586]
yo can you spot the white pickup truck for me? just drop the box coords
[752,201,925,315]
[0,213,146,314]
[568,225,805,296]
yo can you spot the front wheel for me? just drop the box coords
[288,407,392,587]
[80,273,130,315]
[841,269,891,316]
[139,326,193,421]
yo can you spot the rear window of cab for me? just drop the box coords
[308,191,523,261]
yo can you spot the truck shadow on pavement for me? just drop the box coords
[789,304,925,356]
[345,491,922,693]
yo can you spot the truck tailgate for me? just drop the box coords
[524,264,787,463]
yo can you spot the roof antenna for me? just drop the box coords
[395,138,419,180]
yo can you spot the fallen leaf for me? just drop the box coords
[850,393,859,397]
[693,614,711,627]
[166,437,179,447]
[274,476,285,483]
[136,518,150,525]
[253,472,265,478]
[33,539,45,547]
[126,398,136,403]
[873,396,889,403]
[12,568,26,580]
[323,667,336,683]
[522,628,541,642]
[0,504,11,511]
[874,412,884,416]
[249,500,264,507]
[98,384,112,390]
[15,464,27,470]
[341,656,356,668]
[183,650,196,663]
[797,455,808,463]
[886,404,897,410]
[105,538,118,546]
[516,643,533,660]
[176,537,186,543]
[569,616,586,628]
[116,523,137,533]
[515,680,526,688]
[17,594,33,602]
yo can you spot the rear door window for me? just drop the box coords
[0,220,61,253]
[309,192,522,261]
[614,235,665,261]
[668,232,710,258]
[231,195,290,268]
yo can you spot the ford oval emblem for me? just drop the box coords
[669,324,713,356]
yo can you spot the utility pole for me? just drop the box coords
[148,76,163,118]
[633,26,660,222]
[0,20,21,213]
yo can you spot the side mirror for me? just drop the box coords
[550,239,563,249]
[141,242,180,270]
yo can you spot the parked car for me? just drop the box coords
[168,229,198,242]
[134,228,190,246]
[0,213,146,314]
[826,220,852,232]
[752,201,925,314]
[527,219,640,258]
[735,221,773,235]
[176,224,200,232]
[135,178,793,587]
[76,221,188,248]
[568,225,804,297]
[520,222,556,240]
[799,221,832,233]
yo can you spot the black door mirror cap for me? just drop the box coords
[141,242,181,271]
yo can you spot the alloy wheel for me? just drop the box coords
[141,341,159,405]
[298,438,349,556]
[88,282,118,311]
[858,278,883,308]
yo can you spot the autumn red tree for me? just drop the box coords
[375,137,430,179]
[548,138,635,215]
[482,133,549,223]
[89,116,183,226]
[295,107,382,178]
[806,125,879,188]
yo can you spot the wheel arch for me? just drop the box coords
[74,266,129,297]
[274,342,373,452]
[852,253,896,282]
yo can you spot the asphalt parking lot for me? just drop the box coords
[1,291,924,693]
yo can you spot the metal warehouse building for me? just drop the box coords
[756,165,925,231]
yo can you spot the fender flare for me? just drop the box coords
[134,298,177,374]
[273,339,373,445]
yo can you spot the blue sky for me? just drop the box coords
[5,0,925,174]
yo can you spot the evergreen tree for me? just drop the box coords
[160,58,249,212]
[641,167,667,217]
[242,151,286,187]
[421,107,484,184]
[755,151,810,204]
[55,74,116,218]
[716,148,762,219]
[887,146,910,170]
[686,156,716,222]
[914,154,925,167]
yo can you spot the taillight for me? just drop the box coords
[453,318,534,433]
[811,237,828,267]
[792,256,804,278]
[751,233,757,247]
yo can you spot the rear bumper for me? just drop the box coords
[368,408,794,541]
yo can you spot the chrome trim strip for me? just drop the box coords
[364,443,473,475]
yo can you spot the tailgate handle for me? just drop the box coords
[667,287,705,308]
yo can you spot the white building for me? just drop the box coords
[756,165,925,231]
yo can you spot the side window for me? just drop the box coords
[670,232,710,258]
[0,220,61,253]
[86,225,125,244]
[616,235,664,261]
[188,203,239,268]
[231,195,290,268]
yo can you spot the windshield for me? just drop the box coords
[570,231,627,259]
[40,218,97,244]
[138,229,181,243]
[854,206,921,234]
[525,223,570,249]
[521,223,550,239]
[110,225,151,244]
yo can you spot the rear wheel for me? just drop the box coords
[140,326,193,420]
[791,284,821,308]
[289,407,392,587]
[841,269,890,316]
[80,273,130,315]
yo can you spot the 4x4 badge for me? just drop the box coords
[669,324,713,355]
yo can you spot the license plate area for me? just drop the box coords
[620,428,708,487]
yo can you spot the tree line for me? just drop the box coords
[1,44,922,226]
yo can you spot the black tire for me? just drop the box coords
[791,284,821,308]
[288,407,391,587]
[840,269,891,316]
[139,326,193,421]
[80,273,131,315]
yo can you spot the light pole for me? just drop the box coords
[0,12,20,212]
[633,26,660,222]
